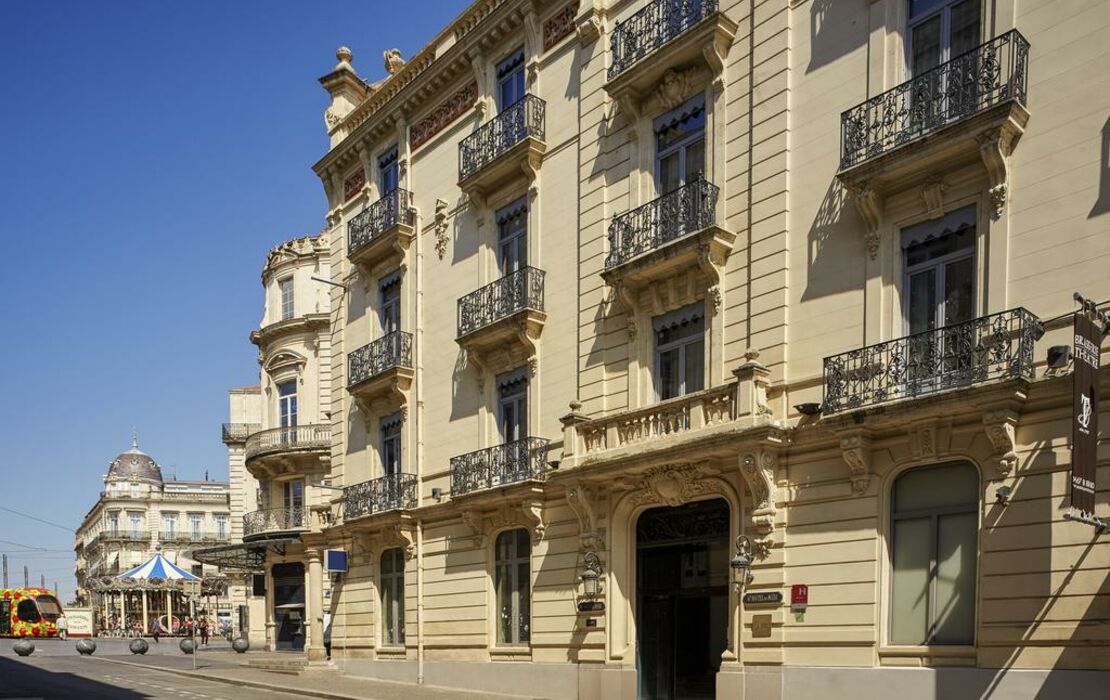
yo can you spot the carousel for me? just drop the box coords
[85,553,228,636]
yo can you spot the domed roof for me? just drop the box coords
[106,437,163,484]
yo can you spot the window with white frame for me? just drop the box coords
[380,547,406,646]
[283,480,304,511]
[379,273,401,335]
[160,512,175,538]
[902,206,976,336]
[494,528,531,645]
[380,413,402,476]
[189,513,203,539]
[653,303,705,401]
[378,145,400,195]
[278,380,298,430]
[108,511,120,535]
[889,461,978,645]
[496,199,528,276]
[497,368,528,444]
[655,94,706,196]
[907,0,982,77]
[496,48,525,111]
[280,277,295,320]
[215,514,228,539]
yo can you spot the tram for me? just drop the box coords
[0,587,64,637]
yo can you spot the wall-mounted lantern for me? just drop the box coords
[577,551,604,613]
[730,535,754,591]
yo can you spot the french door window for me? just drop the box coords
[495,528,531,645]
[216,515,228,539]
[903,206,976,335]
[654,303,705,401]
[655,95,706,196]
[278,381,298,443]
[283,480,304,522]
[108,512,119,535]
[280,277,295,320]
[908,0,982,77]
[381,548,406,646]
[496,49,525,112]
[497,199,528,276]
[380,273,401,335]
[160,513,175,538]
[497,368,528,444]
[380,413,402,476]
[890,462,978,645]
[378,145,399,195]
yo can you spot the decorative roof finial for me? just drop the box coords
[131,429,139,451]
[335,46,353,70]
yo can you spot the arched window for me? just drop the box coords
[890,462,978,645]
[380,548,405,646]
[494,529,531,645]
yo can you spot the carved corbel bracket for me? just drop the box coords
[739,448,777,542]
[459,509,486,548]
[844,183,883,260]
[566,481,603,550]
[983,409,1019,478]
[521,499,546,542]
[840,431,872,495]
[575,0,603,44]
[521,150,542,182]
[609,281,638,339]
[977,124,1019,220]
[381,522,417,560]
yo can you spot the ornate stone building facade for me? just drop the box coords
[74,440,232,632]
[232,0,1110,697]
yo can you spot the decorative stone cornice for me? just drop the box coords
[262,234,328,282]
[249,314,330,350]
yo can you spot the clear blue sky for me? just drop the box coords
[0,0,468,603]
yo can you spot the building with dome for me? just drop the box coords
[73,438,232,634]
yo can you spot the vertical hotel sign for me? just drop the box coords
[1072,312,1100,514]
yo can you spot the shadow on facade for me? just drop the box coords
[801,177,862,302]
[0,656,148,700]
[805,0,871,75]
[1089,117,1110,218]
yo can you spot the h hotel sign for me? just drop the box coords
[1072,311,1101,514]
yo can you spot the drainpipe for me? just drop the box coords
[416,517,425,684]
[408,121,426,685]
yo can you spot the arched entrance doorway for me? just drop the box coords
[272,562,305,651]
[636,498,730,699]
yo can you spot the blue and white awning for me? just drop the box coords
[117,553,199,581]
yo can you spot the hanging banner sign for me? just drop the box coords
[1072,312,1100,514]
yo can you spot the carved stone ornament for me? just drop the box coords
[739,448,776,537]
[629,464,724,508]
[460,500,547,546]
[566,481,603,550]
[410,81,478,150]
[845,183,883,260]
[840,432,871,495]
[434,198,450,260]
[383,49,406,75]
[544,1,579,51]
[977,125,1019,220]
[921,176,947,220]
[380,523,416,560]
[983,410,1019,477]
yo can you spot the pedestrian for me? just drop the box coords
[150,616,161,643]
[55,613,68,641]
[198,616,209,646]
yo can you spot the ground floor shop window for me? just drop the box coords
[890,461,978,645]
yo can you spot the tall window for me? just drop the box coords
[902,206,976,335]
[497,199,528,276]
[380,413,402,476]
[283,480,304,511]
[654,303,705,401]
[379,273,401,335]
[380,548,406,646]
[497,369,528,444]
[216,514,228,539]
[280,277,295,320]
[496,48,525,111]
[378,145,399,195]
[655,95,706,195]
[278,381,298,430]
[908,0,982,77]
[890,462,978,645]
[161,513,175,538]
[495,529,531,645]
[108,512,119,535]
[130,513,143,536]
[189,513,203,539]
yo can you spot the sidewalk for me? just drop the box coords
[92,650,546,700]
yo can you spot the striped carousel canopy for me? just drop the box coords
[116,553,199,581]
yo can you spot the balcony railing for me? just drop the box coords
[822,308,1042,414]
[577,384,735,454]
[245,424,331,461]
[343,473,418,520]
[457,266,545,338]
[160,531,230,543]
[348,188,415,255]
[606,178,720,269]
[222,423,260,443]
[609,0,718,80]
[348,332,413,387]
[459,95,545,182]
[99,531,148,542]
[451,437,550,496]
[243,506,308,538]
[840,30,1029,170]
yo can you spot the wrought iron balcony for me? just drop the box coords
[840,30,1029,170]
[99,531,148,543]
[606,178,720,269]
[458,95,545,183]
[243,506,308,538]
[450,437,550,497]
[348,332,413,387]
[609,0,718,80]
[221,423,260,444]
[348,188,415,256]
[822,308,1042,415]
[244,424,331,462]
[343,473,417,520]
[457,266,545,338]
